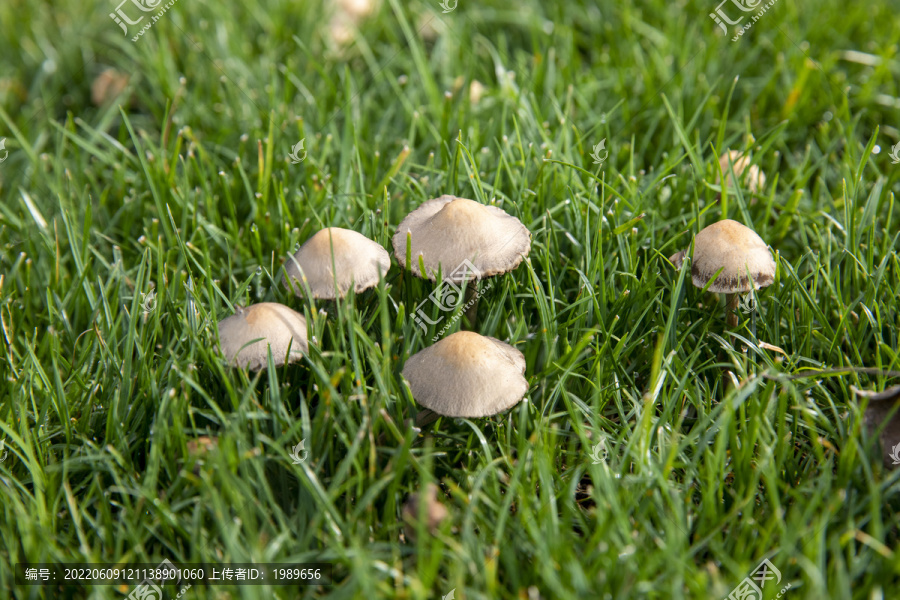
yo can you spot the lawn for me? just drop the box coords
[2,0,900,598]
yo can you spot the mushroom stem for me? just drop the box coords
[463,285,479,329]
[725,293,739,328]
[414,409,440,428]
[722,293,740,391]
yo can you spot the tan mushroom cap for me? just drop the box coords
[669,219,775,293]
[401,331,528,417]
[283,227,391,299]
[717,150,766,193]
[217,302,308,371]
[392,195,531,281]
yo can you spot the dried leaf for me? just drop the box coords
[758,341,786,355]
[853,386,900,468]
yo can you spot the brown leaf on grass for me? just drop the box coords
[852,385,900,468]
[758,341,786,355]
[852,385,900,402]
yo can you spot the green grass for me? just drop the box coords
[2,0,900,598]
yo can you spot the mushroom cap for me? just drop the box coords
[671,219,775,293]
[717,150,766,193]
[401,331,528,417]
[217,302,308,370]
[392,195,531,281]
[283,227,391,299]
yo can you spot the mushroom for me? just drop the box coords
[401,331,528,418]
[392,195,530,280]
[401,483,449,538]
[853,385,900,468]
[328,0,376,46]
[217,302,308,370]
[469,80,486,105]
[717,150,766,194]
[392,195,530,327]
[669,219,776,328]
[283,227,391,299]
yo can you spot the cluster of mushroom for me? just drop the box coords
[216,227,390,371]
[214,149,769,411]
[212,148,899,472]
[216,195,533,421]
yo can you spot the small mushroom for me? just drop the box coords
[854,385,900,468]
[401,331,528,418]
[328,0,376,46]
[469,80,486,105]
[669,219,775,328]
[402,483,449,538]
[392,195,531,282]
[416,11,445,42]
[283,227,391,299]
[717,150,766,194]
[217,302,308,370]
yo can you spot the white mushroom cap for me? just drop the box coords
[217,302,308,370]
[717,150,766,193]
[283,227,391,299]
[392,195,531,281]
[669,219,775,293]
[401,331,528,417]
